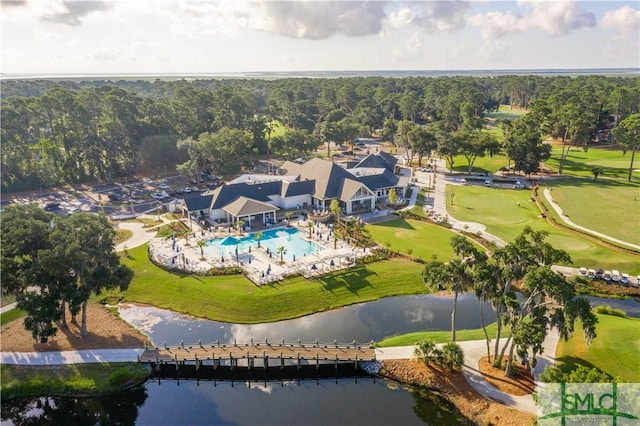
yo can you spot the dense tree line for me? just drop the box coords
[2,75,638,191]
[0,204,132,342]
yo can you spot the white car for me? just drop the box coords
[143,178,153,184]
[182,187,192,193]
[158,183,170,190]
[151,191,169,199]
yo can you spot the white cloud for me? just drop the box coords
[518,0,596,37]
[601,6,640,37]
[392,31,424,61]
[386,1,470,34]
[6,0,115,26]
[469,0,596,58]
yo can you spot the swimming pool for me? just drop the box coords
[205,228,322,261]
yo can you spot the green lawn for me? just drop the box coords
[555,313,640,382]
[545,145,636,180]
[1,363,149,400]
[545,179,640,246]
[0,308,25,326]
[118,244,428,323]
[485,105,528,122]
[445,184,640,274]
[450,152,510,174]
[409,187,428,218]
[378,322,508,347]
[366,218,480,261]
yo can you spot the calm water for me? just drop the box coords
[3,293,638,425]
[117,293,498,346]
[205,228,321,261]
[1,379,465,426]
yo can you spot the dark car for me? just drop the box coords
[595,268,604,280]
[44,202,60,211]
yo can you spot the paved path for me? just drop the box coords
[0,333,559,416]
[542,188,640,251]
[430,160,506,247]
[1,349,146,365]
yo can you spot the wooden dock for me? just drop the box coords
[139,340,376,365]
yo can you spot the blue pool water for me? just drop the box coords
[205,228,321,261]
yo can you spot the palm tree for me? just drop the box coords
[236,219,245,233]
[329,199,341,222]
[285,211,293,226]
[422,235,486,342]
[591,167,602,181]
[255,231,263,248]
[277,246,287,263]
[197,239,206,260]
[307,221,314,238]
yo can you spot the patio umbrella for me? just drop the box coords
[330,259,335,267]
[221,256,225,263]
[311,264,317,270]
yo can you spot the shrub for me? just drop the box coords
[440,342,464,371]
[414,339,440,365]
[106,367,134,387]
[593,305,627,318]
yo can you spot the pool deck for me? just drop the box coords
[148,220,373,285]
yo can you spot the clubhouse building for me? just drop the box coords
[182,152,411,228]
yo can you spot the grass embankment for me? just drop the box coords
[0,363,149,400]
[445,184,640,274]
[546,179,640,247]
[378,322,509,347]
[114,229,133,244]
[555,313,640,382]
[117,244,428,323]
[0,309,25,326]
[367,218,483,261]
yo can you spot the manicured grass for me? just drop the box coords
[378,322,509,347]
[367,218,480,261]
[0,308,25,326]
[485,105,528,122]
[555,313,640,382]
[136,217,162,227]
[545,178,640,246]
[0,363,149,400]
[545,145,636,180]
[119,244,429,323]
[445,184,640,274]
[409,187,428,218]
[450,152,510,174]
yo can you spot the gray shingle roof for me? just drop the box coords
[282,180,315,197]
[210,180,282,209]
[296,158,357,200]
[223,196,279,217]
[356,169,399,191]
[354,152,397,171]
[184,194,214,212]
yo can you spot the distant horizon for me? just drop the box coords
[2,67,639,81]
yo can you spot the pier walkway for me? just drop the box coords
[139,341,376,365]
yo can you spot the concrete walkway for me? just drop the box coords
[0,333,558,415]
[543,188,640,251]
[1,349,146,365]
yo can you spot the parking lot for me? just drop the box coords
[2,172,221,218]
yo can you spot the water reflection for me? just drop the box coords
[134,378,460,426]
[118,293,499,345]
[1,386,147,426]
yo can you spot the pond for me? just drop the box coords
[117,293,498,345]
[2,293,638,425]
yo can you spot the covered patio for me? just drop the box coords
[222,196,279,229]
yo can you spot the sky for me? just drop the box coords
[1,0,639,75]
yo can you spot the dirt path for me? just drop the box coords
[1,302,150,353]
